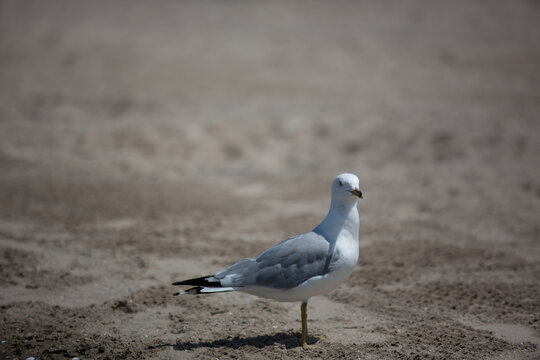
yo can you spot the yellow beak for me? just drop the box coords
[350,188,363,199]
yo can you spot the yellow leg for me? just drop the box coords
[301,301,309,348]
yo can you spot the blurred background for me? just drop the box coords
[1,1,539,359]
[2,0,538,183]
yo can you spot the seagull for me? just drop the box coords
[172,173,363,348]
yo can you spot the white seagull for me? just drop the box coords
[173,173,363,348]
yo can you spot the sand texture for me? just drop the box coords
[1,1,539,359]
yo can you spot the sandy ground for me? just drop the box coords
[1,0,539,359]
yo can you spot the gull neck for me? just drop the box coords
[313,199,359,242]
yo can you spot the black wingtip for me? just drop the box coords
[171,275,218,287]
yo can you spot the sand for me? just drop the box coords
[0,0,539,359]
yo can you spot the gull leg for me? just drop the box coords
[301,301,309,348]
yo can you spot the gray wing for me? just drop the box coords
[214,232,338,289]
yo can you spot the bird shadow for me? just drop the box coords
[149,332,319,351]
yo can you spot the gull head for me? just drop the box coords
[332,173,363,203]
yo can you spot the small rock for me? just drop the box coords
[26,357,35,360]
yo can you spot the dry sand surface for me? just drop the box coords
[1,1,540,359]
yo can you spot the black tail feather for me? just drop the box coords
[172,275,219,287]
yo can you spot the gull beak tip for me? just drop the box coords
[351,188,363,199]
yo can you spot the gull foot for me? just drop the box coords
[301,337,317,349]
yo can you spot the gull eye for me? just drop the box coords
[338,180,343,187]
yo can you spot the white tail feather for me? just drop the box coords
[200,287,235,293]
